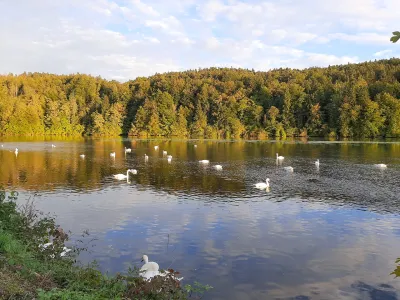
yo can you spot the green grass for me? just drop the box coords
[0,191,212,299]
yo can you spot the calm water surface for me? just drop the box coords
[1,138,400,299]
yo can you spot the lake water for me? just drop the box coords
[1,138,400,299]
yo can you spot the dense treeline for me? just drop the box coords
[1,58,400,138]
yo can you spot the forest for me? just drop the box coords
[0,58,400,139]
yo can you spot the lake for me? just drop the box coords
[1,138,400,299]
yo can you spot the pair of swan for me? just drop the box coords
[113,169,137,180]
[39,242,72,258]
[140,255,183,282]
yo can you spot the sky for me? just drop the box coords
[0,0,399,81]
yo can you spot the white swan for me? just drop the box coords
[284,166,294,172]
[144,154,149,161]
[80,154,85,158]
[1,145,3,147]
[113,169,136,180]
[276,153,284,160]
[110,152,116,158]
[15,148,18,154]
[125,147,132,153]
[140,255,160,280]
[315,159,320,167]
[255,178,270,189]
[39,242,72,257]
[214,165,223,170]
[51,144,56,148]
[167,155,172,163]
[154,145,159,150]
[199,160,209,164]
[374,163,387,168]
[194,144,197,148]
[140,255,183,282]
[163,150,167,155]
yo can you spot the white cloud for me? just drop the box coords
[0,0,398,81]
[374,49,393,57]
[131,0,160,17]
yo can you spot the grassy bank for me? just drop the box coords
[0,191,211,299]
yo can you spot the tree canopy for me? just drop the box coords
[1,58,400,138]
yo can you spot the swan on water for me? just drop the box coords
[255,178,270,189]
[125,147,132,153]
[15,148,18,154]
[276,153,284,160]
[199,160,209,164]
[80,154,85,158]
[144,154,149,161]
[51,144,56,148]
[1,145,3,147]
[140,255,183,281]
[163,150,167,155]
[113,169,136,180]
[374,163,387,168]
[110,152,116,158]
[315,159,320,167]
[167,155,172,162]
[140,255,160,280]
[214,165,223,170]
[39,242,72,257]
[194,144,197,148]
[154,146,159,150]
[284,166,294,172]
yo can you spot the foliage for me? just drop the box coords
[0,189,211,299]
[391,31,400,43]
[2,59,400,138]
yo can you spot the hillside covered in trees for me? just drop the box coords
[1,58,400,139]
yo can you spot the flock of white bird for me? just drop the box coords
[92,144,225,183]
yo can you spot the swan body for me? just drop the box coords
[315,159,320,167]
[140,255,160,280]
[80,154,85,158]
[39,242,71,257]
[154,146,159,150]
[199,160,209,164]
[284,166,294,172]
[113,169,136,180]
[125,147,132,153]
[255,178,270,189]
[276,153,284,160]
[374,163,387,168]
[140,255,183,282]
[214,165,223,170]
[110,152,116,158]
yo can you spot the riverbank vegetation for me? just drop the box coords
[1,58,400,138]
[0,191,211,299]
